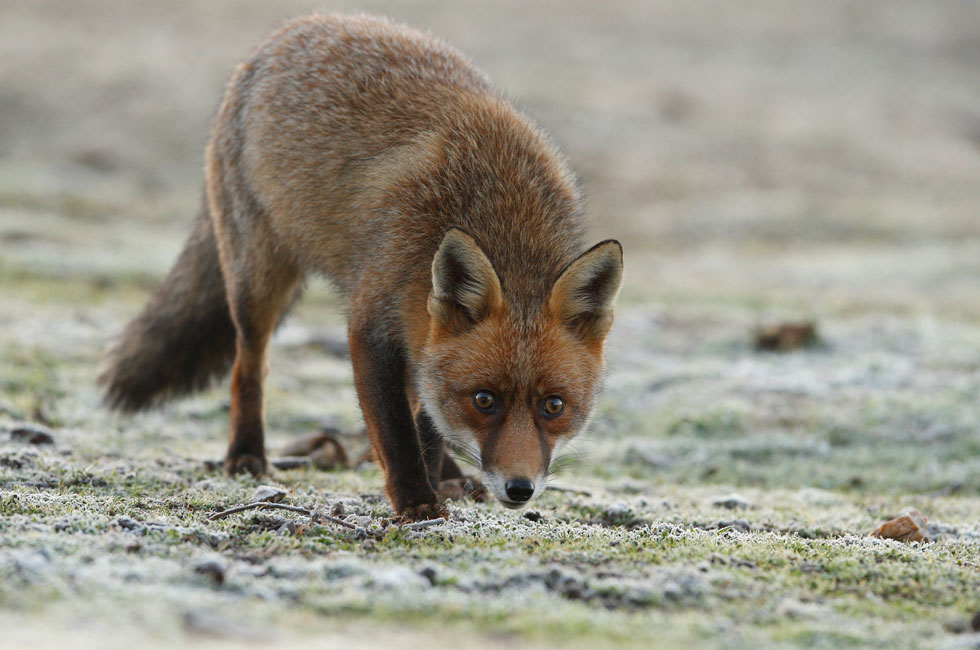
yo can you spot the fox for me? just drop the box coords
[99,13,623,521]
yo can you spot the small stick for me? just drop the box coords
[312,512,358,531]
[402,518,446,531]
[208,501,312,521]
[208,501,361,533]
[547,485,592,496]
[270,456,312,470]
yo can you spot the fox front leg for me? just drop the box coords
[417,409,487,503]
[348,322,447,521]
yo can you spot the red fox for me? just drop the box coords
[100,13,623,521]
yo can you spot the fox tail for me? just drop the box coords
[99,203,237,412]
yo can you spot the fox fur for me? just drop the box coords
[100,13,623,520]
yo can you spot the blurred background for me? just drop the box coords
[3,0,979,309]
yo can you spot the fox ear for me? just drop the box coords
[549,240,623,341]
[428,228,504,331]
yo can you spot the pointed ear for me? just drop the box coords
[428,228,504,332]
[549,240,623,341]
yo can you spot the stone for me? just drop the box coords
[711,493,750,510]
[10,425,55,445]
[251,485,287,503]
[193,558,227,586]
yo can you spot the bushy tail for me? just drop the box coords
[99,204,237,412]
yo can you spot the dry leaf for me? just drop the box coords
[871,509,930,543]
[277,428,351,470]
[755,322,817,351]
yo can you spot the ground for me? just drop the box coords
[2,1,980,648]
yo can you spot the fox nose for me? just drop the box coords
[504,478,535,503]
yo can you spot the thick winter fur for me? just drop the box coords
[100,13,623,519]
[100,200,237,412]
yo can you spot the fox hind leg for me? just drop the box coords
[211,216,300,477]
[223,259,299,475]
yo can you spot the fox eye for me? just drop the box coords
[541,395,565,419]
[472,390,497,414]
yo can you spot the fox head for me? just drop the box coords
[418,227,623,509]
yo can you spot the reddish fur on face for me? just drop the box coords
[424,309,604,464]
[99,13,623,518]
[418,242,619,501]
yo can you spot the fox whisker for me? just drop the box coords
[443,438,481,469]
[547,451,584,476]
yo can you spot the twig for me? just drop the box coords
[547,485,592,496]
[312,512,358,530]
[270,456,312,470]
[208,501,312,521]
[402,518,446,531]
[208,501,361,533]
[209,501,449,535]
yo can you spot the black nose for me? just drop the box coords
[505,478,535,503]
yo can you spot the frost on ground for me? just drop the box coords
[3,285,980,650]
[2,1,980,649]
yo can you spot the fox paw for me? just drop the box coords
[224,454,268,477]
[438,477,488,502]
[396,502,449,523]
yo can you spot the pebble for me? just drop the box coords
[10,425,55,445]
[944,617,970,634]
[117,516,143,531]
[193,558,227,586]
[604,502,632,518]
[251,485,287,503]
[711,493,750,510]
[715,519,751,533]
[419,566,438,585]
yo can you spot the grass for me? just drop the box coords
[0,305,980,647]
[2,232,980,649]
